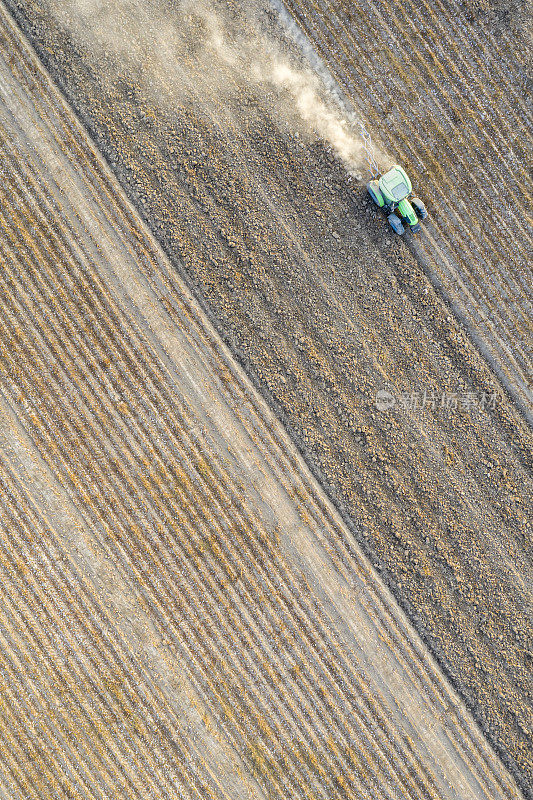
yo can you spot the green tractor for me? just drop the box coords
[367,165,428,234]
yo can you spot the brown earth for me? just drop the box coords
[1,0,532,794]
[0,10,525,798]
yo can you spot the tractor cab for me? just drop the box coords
[378,166,412,205]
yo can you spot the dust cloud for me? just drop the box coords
[46,0,370,175]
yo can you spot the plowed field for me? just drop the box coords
[280,0,532,420]
[1,0,532,795]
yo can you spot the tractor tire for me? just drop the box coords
[411,197,428,219]
[367,181,384,207]
[387,213,405,235]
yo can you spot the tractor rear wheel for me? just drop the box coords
[387,213,405,234]
[411,197,428,219]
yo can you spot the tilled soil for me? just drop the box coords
[2,0,532,793]
[280,0,532,420]
[0,13,524,798]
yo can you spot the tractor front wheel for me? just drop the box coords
[387,213,405,235]
[367,181,384,207]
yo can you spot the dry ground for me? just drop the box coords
[1,0,532,795]
[0,9,524,798]
[279,0,532,419]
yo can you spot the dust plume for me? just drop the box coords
[46,0,373,175]
[258,61,367,171]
